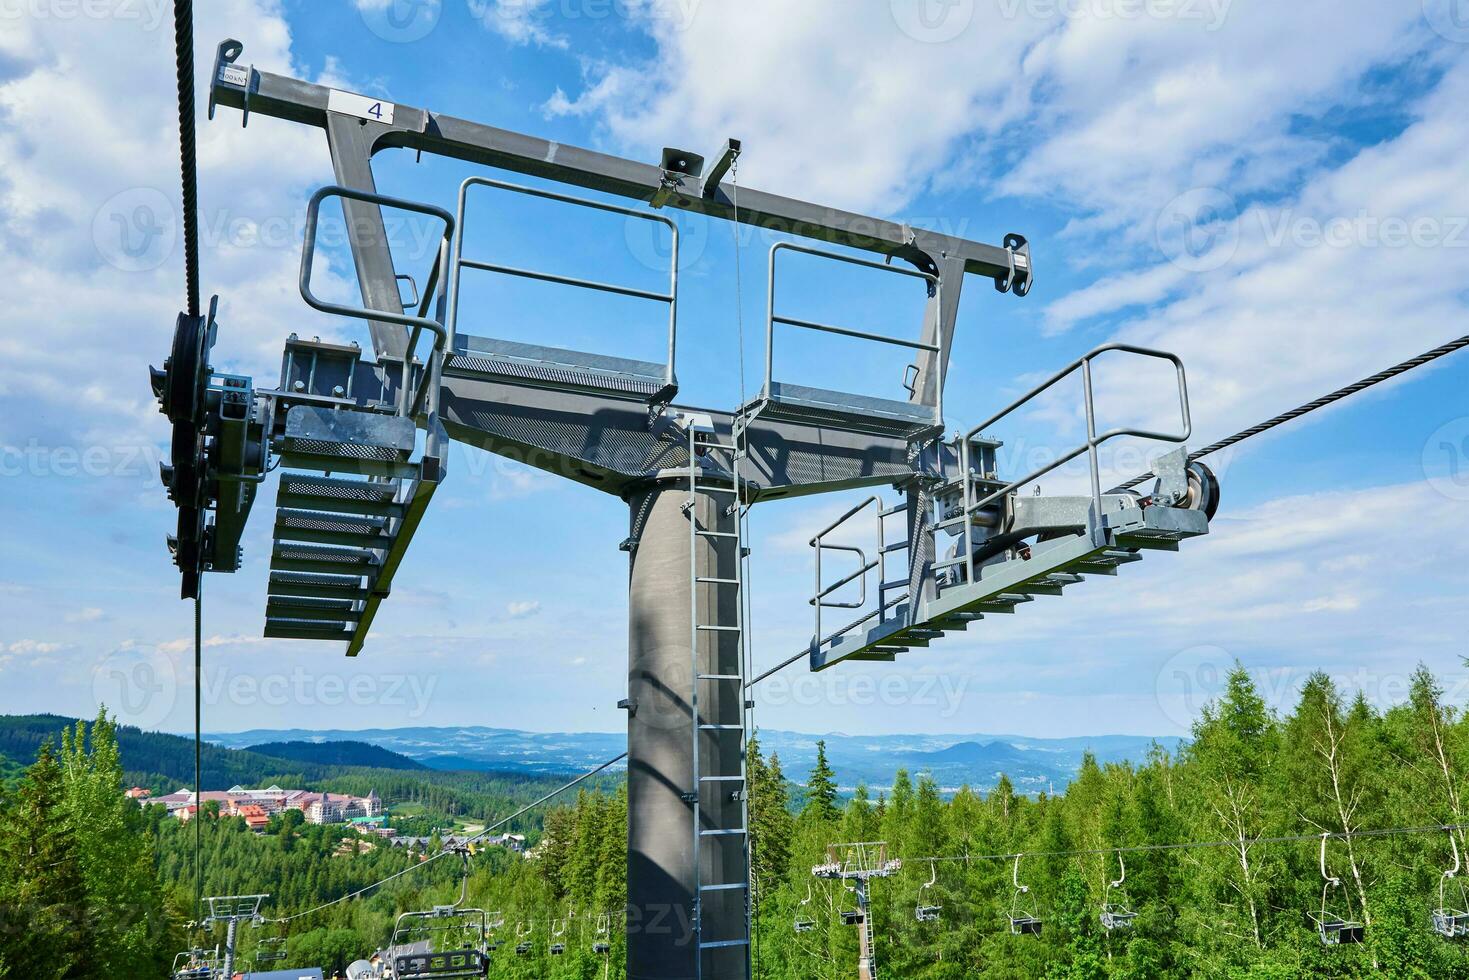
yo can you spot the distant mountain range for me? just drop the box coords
[245,740,426,771]
[207,726,1180,794]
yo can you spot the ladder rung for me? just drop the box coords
[700,829,747,837]
[697,674,744,680]
[696,577,742,585]
[699,939,750,949]
[696,624,742,632]
[698,485,738,495]
[699,724,744,730]
[699,775,746,782]
[699,882,748,892]
[696,530,739,538]
[880,542,908,554]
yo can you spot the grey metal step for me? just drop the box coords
[276,450,418,479]
[264,618,354,641]
[277,475,404,518]
[270,543,381,575]
[273,509,391,548]
[268,571,367,600]
[265,599,362,624]
[278,405,417,478]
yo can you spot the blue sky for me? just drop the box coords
[0,0,1466,741]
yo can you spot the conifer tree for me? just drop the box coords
[0,741,93,980]
[802,740,840,824]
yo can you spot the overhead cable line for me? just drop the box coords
[1111,332,1469,492]
[896,822,1469,867]
[170,0,206,917]
[270,751,628,925]
[172,0,201,318]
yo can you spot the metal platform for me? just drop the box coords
[811,505,1205,671]
[448,335,670,402]
[446,176,679,407]
[737,241,942,442]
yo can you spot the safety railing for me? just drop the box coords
[934,342,1191,586]
[809,495,911,652]
[763,241,943,424]
[299,185,454,423]
[446,176,679,399]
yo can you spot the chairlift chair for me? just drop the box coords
[514,920,533,956]
[256,935,288,963]
[1099,851,1137,932]
[794,882,817,933]
[592,910,613,953]
[1433,828,1469,939]
[549,913,568,955]
[1310,833,1365,946]
[915,860,943,923]
[1007,854,1043,936]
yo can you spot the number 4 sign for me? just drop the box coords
[327,89,395,125]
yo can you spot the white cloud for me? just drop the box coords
[472,0,569,48]
[0,0,351,451]
[506,599,542,619]
[65,607,105,623]
[544,1,1048,212]
[7,639,64,656]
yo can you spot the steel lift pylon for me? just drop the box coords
[154,38,1219,980]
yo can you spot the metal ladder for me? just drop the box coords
[684,417,753,979]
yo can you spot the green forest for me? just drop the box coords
[7,664,1469,977]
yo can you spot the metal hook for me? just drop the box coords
[1111,850,1127,891]
[1319,832,1340,887]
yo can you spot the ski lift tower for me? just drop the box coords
[156,39,1220,980]
[813,843,902,980]
[200,894,268,979]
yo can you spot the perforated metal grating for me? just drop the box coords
[285,438,403,461]
[279,476,396,502]
[277,512,388,536]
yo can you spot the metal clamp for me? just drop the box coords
[995,233,1032,296]
[951,342,1191,583]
